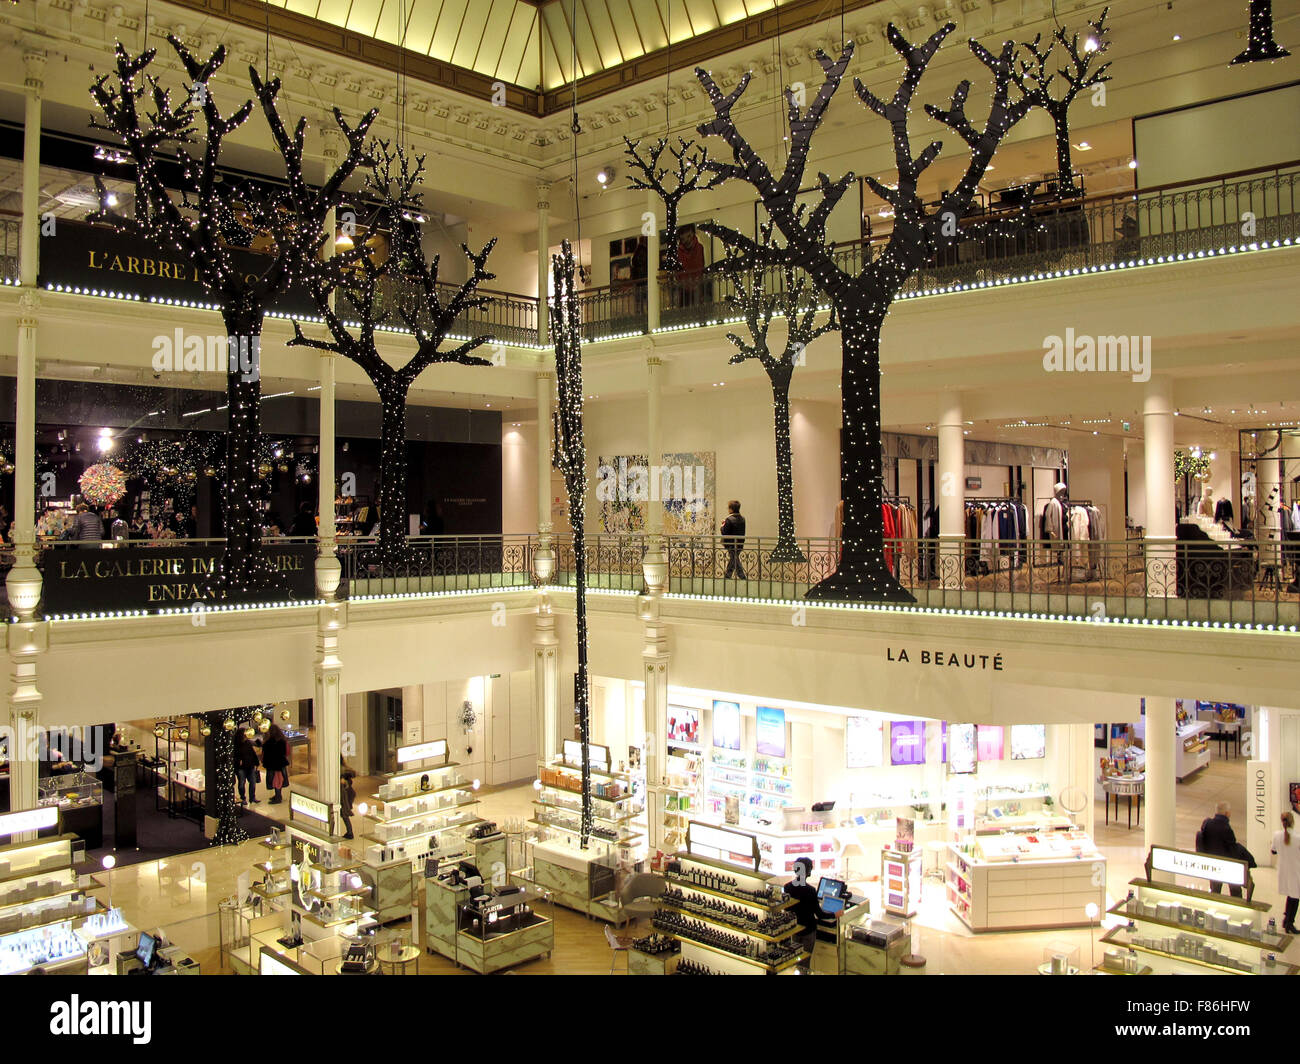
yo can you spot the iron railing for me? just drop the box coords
[17,531,1298,626]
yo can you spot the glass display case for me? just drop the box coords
[0,918,88,974]
[38,772,103,809]
[837,901,910,975]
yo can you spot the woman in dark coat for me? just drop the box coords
[234,731,261,806]
[262,724,291,804]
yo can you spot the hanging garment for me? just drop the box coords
[1214,497,1234,524]
[882,502,897,569]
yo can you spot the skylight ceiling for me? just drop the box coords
[262,0,789,90]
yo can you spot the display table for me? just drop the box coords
[1210,720,1244,759]
[946,836,1105,932]
[1102,776,1144,829]
[837,902,908,975]
[1176,721,1212,781]
[377,945,420,975]
[525,838,619,922]
[455,910,553,974]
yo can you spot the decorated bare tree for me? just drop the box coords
[89,37,376,595]
[1231,1,1291,64]
[551,240,593,846]
[722,230,837,563]
[695,25,1033,602]
[288,142,497,569]
[623,136,717,270]
[1017,7,1112,194]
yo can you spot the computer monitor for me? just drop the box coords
[135,932,156,968]
[816,877,846,902]
[820,895,846,915]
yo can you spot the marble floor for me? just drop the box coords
[97,744,1289,976]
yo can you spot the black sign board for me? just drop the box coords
[39,219,316,317]
[41,543,317,613]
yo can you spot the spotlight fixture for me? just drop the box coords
[595,164,616,187]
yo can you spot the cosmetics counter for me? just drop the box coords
[0,832,155,975]
[1099,847,1298,976]
[1175,721,1212,781]
[643,823,807,975]
[946,824,1105,932]
[360,751,484,923]
[424,864,553,973]
[836,901,910,975]
[37,773,104,850]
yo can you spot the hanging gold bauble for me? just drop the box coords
[279,709,290,722]
[178,729,190,741]
[277,461,290,474]
[258,462,273,478]
[223,719,236,731]
[259,720,271,733]
[244,727,255,739]
[252,709,264,722]
[200,724,212,737]
[203,466,217,477]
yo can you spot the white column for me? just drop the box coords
[314,607,344,812]
[534,590,560,763]
[1144,696,1177,862]
[937,394,966,589]
[537,181,551,347]
[641,596,670,852]
[536,366,553,536]
[643,351,668,592]
[646,191,660,333]
[6,50,46,622]
[1143,376,1177,596]
[7,623,45,840]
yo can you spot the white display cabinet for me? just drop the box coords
[0,833,108,974]
[534,745,644,851]
[1176,721,1212,781]
[1099,846,1297,975]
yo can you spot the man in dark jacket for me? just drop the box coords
[1197,802,1244,897]
[72,503,104,541]
[721,499,746,580]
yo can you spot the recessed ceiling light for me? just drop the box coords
[1074,141,1092,151]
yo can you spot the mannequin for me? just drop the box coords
[1042,482,1068,540]
[1198,486,1215,518]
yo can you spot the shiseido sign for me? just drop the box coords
[39,220,314,316]
[41,543,317,612]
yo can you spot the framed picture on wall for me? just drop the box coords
[965,477,982,491]
[947,723,978,774]
[755,706,786,758]
[977,725,1005,761]
[712,700,741,751]
[1010,724,1046,760]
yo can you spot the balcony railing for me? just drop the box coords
[15,532,1297,628]
[9,163,1297,345]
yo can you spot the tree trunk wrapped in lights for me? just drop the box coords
[623,136,718,271]
[721,229,838,563]
[694,24,1034,602]
[210,709,246,847]
[551,240,593,847]
[288,142,497,571]
[1231,1,1291,64]
[88,37,376,598]
[1017,7,1112,195]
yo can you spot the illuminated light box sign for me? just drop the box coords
[1010,724,1046,760]
[889,720,926,766]
[396,739,449,766]
[289,792,332,832]
[0,806,59,837]
[562,739,610,772]
[41,543,316,612]
[756,706,787,758]
[687,821,760,871]
[946,723,978,775]
[667,706,699,749]
[1149,845,1248,888]
[846,716,883,768]
[712,700,742,752]
[977,725,1005,762]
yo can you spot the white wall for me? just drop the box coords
[583,387,841,539]
[403,673,536,789]
[501,420,538,535]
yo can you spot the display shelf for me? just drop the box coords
[528,818,644,848]
[1175,721,1213,781]
[1099,926,1297,975]
[1107,900,1290,951]
[1094,961,1154,976]
[945,842,1105,932]
[656,899,800,942]
[546,758,629,782]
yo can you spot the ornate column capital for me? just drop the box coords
[536,180,552,211]
[22,49,47,93]
[17,289,40,328]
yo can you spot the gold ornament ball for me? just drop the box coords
[258,462,272,478]
[223,719,236,732]
[200,724,212,737]
[252,709,264,722]
[244,727,255,739]
[279,709,290,721]
[259,720,271,733]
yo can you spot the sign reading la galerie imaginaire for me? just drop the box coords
[41,543,316,612]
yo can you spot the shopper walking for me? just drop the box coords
[1196,801,1244,897]
[289,502,316,537]
[721,499,747,580]
[234,731,261,806]
[262,724,291,804]
[1272,812,1300,934]
[72,503,103,541]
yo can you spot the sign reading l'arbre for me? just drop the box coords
[41,543,318,613]
[40,219,316,317]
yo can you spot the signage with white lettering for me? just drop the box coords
[396,739,449,766]
[1149,845,1247,887]
[0,806,59,837]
